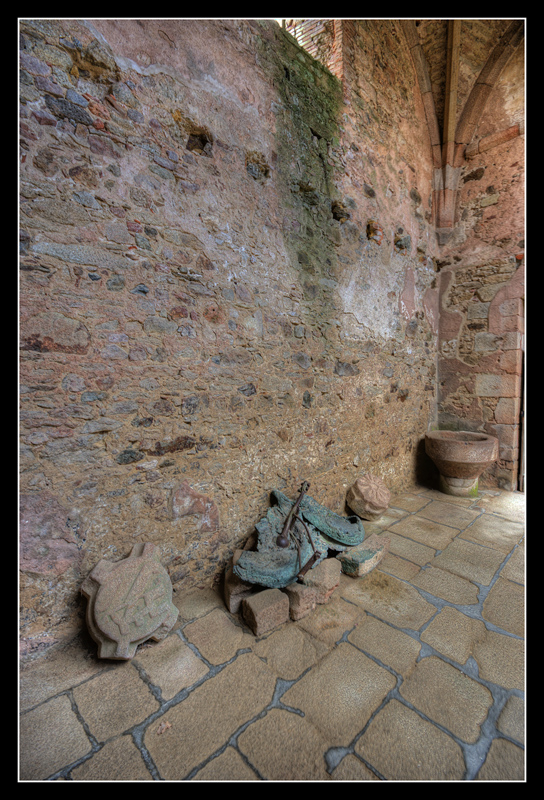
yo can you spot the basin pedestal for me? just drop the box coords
[425,430,499,497]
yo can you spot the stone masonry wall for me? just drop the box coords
[436,39,525,490]
[19,18,439,658]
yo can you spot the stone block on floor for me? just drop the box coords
[346,473,391,520]
[301,556,341,603]
[223,553,256,613]
[242,587,290,635]
[336,534,390,577]
[281,581,318,620]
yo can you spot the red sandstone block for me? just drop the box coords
[493,424,520,449]
[453,142,466,168]
[479,125,519,154]
[400,20,420,48]
[500,349,523,375]
[412,47,432,93]
[301,558,341,604]
[435,188,456,228]
[242,588,290,636]
[442,142,456,168]
[431,144,442,169]
[501,332,523,351]
[475,374,519,398]
[458,83,493,141]
[474,332,501,353]
[499,298,523,317]
[495,397,521,425]
[498,445,519,464]
[281,583,318,620]
[498,314,523,333]
[223,556,255,614]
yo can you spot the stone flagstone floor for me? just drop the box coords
[19,485,525,782]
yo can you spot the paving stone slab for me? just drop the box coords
[237,708,331,781]
[362,506,408,529]
[20,694,92,781]
[482,577,524,636]
[281,642,396,746]
[459,514,525,554]
[191,746,259,781]
[501,543,525,584]
[173,585,225,622]
[389,491,432,513]
[417,500,481,528]
[411,565,480,605]
[340,570,436,631]
[420,489,481,507]
[252,623,329,680]
[19,633,106,712]
[143,652,277,780]
[475,737,525,781]
[378,552,422,581]
[330,754,381,780]
[472,491,526,524]
[70,735,153,781]
[348,614,421,677]
[384,531,436,567]
[399,655,493,743]
[72,662,160,741]
[294,593,363,647]
[388,514,459,550]
[354,699,466,781]
[133,633,209,700]
[430,538,505,585]
[182,607,254,665]
[472,630,524,690]
[420,606,487,665]
[497,695,525,744]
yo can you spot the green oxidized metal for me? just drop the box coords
[233,488,365,589]
[272,490,366,546]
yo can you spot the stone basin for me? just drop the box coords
[425,430,499,497]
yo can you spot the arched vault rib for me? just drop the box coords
[403,19,525,245]
[454,19,525,163]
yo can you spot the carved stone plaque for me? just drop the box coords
[81,543,178,660]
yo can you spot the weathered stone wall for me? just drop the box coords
[436,36,525,490]
[20,18,438,658]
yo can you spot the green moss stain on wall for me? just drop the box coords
[272,31,344,332]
